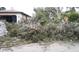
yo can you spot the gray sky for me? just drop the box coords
[0,0,79,16]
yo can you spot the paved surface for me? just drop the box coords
[0,41,79,52]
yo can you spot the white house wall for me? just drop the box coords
[16,13,28,23]
[16,13,22,23]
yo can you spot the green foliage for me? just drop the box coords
[34,8,49,25]
[1,7,79,48]
[5,22,21,37]
[33,7,63,25]
[0,22,32,48]
[63,7,79,22]
[45,7,62,20]
[32,7,79,42]
[69,12,79,21]
[64,12,79,22]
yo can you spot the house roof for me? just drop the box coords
[0,10,31,17]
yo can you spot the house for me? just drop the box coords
[0,10,31,23]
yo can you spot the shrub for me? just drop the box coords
[2,19,79,47]
[64,12,79,22]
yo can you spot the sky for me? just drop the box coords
[0,0,79,16]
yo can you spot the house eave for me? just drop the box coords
[0,11,31,17]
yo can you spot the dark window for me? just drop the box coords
[0,15,17,22]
